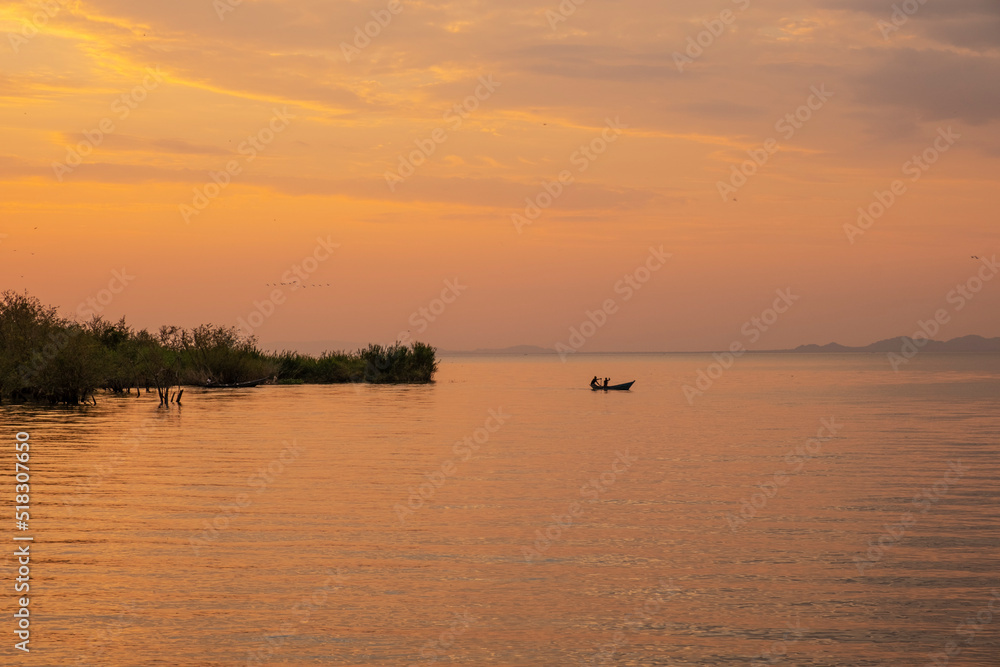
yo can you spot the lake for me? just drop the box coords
[3,353,999,665]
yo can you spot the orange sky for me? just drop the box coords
[1,0,998,352]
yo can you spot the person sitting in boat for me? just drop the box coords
[590,376,600,388]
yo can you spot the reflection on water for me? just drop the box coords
[2,354,998,665]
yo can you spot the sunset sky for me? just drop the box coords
[1,0,997,352]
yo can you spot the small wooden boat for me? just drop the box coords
[202,377,268,389]
[590,381,635,391]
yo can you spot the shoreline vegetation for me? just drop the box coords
[0,291,437,406]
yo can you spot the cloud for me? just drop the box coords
[823,0,1000,50]
[256,173,663,211]
[0,155,47,179]
[855,48,1000,125]
[1,150,663,213]
[510,43,682,82]
[56,133,230,155]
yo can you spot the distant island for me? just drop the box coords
[785,335,1000,354]
[441,336,1000,355]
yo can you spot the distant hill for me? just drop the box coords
[789,335,1000,353]
[265,336,1000,356]
[451,337,1000,355]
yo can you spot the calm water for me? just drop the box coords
[2,354,999,666]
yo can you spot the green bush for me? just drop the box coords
[0,291,437,405]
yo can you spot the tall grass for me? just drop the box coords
[359,342,438,383]
[267,342,437,384]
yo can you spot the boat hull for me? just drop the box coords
[201,378,268,389]
[591,381,635,391]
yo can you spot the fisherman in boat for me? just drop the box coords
[590,376,601,388]
[603,378,609,388]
